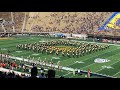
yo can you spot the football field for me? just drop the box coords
[0,36,120,78]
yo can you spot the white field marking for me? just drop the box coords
[75,61,84,63]
[16,51,22,53]
[69,75,74,78]
[95,58,120,73]
[1,48,7,50]
[39,41,46,42]
[32,53,39,56]
[81,52,120,69]
[55,75,61,77]
[52,57,60,59]
[94,58,110,63]
[66,50,120,75]
[25,64,48,71]
[63,72,72,76]
[113,71,120,76]
[101,66,113,69]
[66,47,120,67]
[68,74,81,78]
[82,63,96,69]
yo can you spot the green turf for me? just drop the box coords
[0,36,120,78]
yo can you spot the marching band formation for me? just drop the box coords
[16,40,109,58]
[15,40,110,71]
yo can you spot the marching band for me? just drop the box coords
[16,40,109,58]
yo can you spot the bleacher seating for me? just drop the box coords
[0,12,117,36]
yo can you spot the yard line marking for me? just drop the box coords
[82,63,96,69]
[63,72,72,76]
[69,75,74,78]
[66,47,120,67]
[55,75,61,77]
[95,59,120,73]
[82,51,120,69]
[113,71,120,76]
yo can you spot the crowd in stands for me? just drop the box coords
[0,12,25,33]
[0,12,14,32]
[0,56,56,78]
[1,12,117,36]
[29,12,113,35]
[0,58,27,78]
[0,71,22,78]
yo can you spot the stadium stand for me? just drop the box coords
[0,12,114,35]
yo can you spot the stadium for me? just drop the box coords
[0,12,120,78]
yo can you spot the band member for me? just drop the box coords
[67,52,70,57]
[62,51,65,57]
[41,48,44,54]
[44,58,47,66]
[46,49,48,54]
[39,60,42,66]
[59,65,62,71]
[50,59,54,69]
[76,52,78,58]
[56,50,59,56]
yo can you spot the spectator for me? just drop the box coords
[30,65,38,78]
[39,73,45,78]
[47,69,55,78]
[0,12,115,36]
